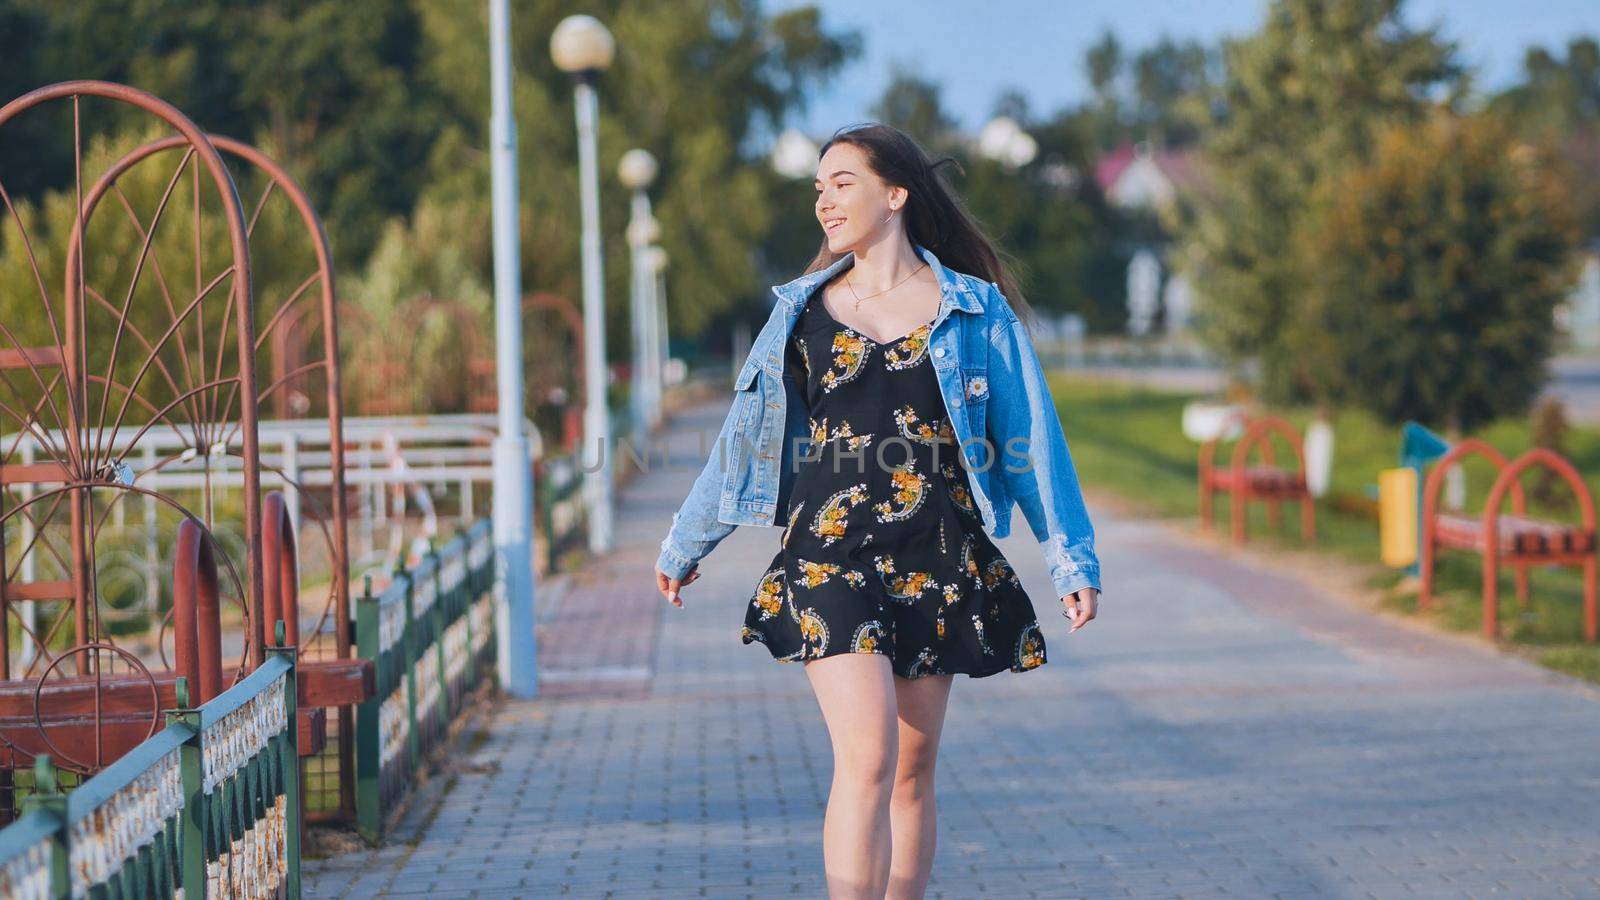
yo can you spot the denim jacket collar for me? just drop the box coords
[769,243,986,316]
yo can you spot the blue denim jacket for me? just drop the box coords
[655,243,1103,600]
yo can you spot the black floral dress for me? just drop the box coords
[739,292,1048,679]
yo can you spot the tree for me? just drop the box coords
[1130,37,1217,148]
[0,0,863,372]
[1076,30,1219,154]
[1082,30,1124,152]
[4,0,452,268]
[454,0,863,343]
[1491,37,1600,236]
[1492,37,1600,137]
[848,70,1127,328]
[964,113,1131,330]
[869,64,960,149]
[1176,0,1464,403]
[1304,112,1582,432]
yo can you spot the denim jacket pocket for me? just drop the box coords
[726,361,780,515]
[961,367,989,437]
[731,362,763,432]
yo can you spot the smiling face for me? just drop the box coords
[814,141,907,253]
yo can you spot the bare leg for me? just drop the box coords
[887,673,953,900]
[805,652,899,899]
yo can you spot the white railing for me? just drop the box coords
[1,414,546,625]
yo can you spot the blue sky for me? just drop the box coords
[768,0,1600,136]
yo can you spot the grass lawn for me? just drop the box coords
[1050,372,1600,686]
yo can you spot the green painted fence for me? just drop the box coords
[0,639,301,898]
[354,518,496,843]
[0,517,501,890]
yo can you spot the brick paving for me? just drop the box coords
[307,398,1600,898]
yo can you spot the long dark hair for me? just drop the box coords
[803,122,1037,331]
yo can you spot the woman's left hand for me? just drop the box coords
[1060,587,1098,633]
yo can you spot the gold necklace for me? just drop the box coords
[846,262,928,313]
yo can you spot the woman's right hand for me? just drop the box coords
[654,562,701,608]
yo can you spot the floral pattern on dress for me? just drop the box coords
[872,463,929,522]
[893,405,956,446]
[1014,621,1045,670]
[981,557,1022,591]
[799,608,830,657]
[750,567,785,621]
[971,614,995,656]
[795,557,843,588]
[810,415,873,451]
[874,554,937,603]
[820,331,871,393]
[941,463,978,517]
[905,647,939,677]
[851,620,887,653]
[959,535,982,585]
[810,483,869,545]
[782,501,804,548]
[882,324,933,370]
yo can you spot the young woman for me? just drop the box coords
[652,122,1103,899]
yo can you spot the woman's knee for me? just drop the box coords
[834,738,898,787]
[893,738,938,791]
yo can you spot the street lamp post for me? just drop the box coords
[551,15,616,554]
[487,0,537,697]
[619,149,659,450]
[647,246,670,411]
[641,243,663,431]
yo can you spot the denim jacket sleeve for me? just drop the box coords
[655,388,743,580]
[985,287,1104,601]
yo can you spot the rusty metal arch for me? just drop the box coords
[80,132,353,665]
[0,81,264,678]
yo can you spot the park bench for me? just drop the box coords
[1198,413,1316,544]
[1418,440,1597,642]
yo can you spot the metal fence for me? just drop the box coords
[0,643,301,898]
[355,518,497,842]
[0,516,500,893]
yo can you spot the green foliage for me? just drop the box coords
[1489,37,1600,236]
[411,0,861,341]
[0,0,864,409]
[5,0,450,269]
[1177,0,1465,402]
[1075,29,1220,153]
[960,124,1130,327]
[1492,37,1600,141]
[850,70,1130,326]
[1530,397,1575,512]
[1305,112,1582,432]
[0,123,315,428]
[870,64,960,147]
[341,194,494,414]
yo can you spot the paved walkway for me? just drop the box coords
[308,399,1600,898]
